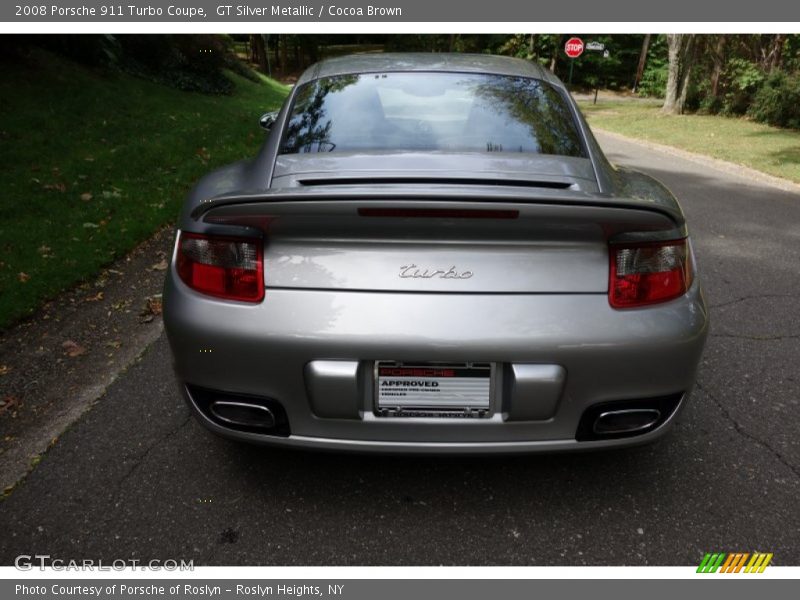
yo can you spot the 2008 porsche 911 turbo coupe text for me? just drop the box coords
[163,53,708,453]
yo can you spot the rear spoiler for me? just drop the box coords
[190,184,686,228]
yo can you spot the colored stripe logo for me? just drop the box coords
[697,552,773,573]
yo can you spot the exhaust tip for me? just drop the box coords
[185,385,291,437]
[210,401,276,430]
[593,409,661,435]
[575,393,683,441]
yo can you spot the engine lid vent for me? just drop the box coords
[296,177,575,190]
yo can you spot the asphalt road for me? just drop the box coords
[1,134,799,566]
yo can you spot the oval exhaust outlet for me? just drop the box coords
[593,409,661,435]
[210,401,276,430]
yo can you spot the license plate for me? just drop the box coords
[375,362,491,417]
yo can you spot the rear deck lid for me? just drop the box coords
[270,152,600,193]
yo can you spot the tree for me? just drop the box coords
[765,34,786,72]
[662,34,697,114]
[633,34,651,92]
[249,34,267,73]
[708,35,727,101]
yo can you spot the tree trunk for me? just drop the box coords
[300,37,319,66]
[633,34,651,92]
[549,36,560,73]
[277,35,286,74]
[250,34,268,73]
[766,34,786,72]
[710,36,726,100]
[677,46,694,109]
[662,36,682,112]
[662,34,696,114]
[262,35,271,78]
[529,34,538,59]
[272,33,282,73]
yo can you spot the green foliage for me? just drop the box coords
[567,34,643,90]
[748,71,800,129]
[0,49,289,330]
[21,34,262,95]
[24,34,120,67]
[636,35,668,98]
[638,64,668,98]
[117,34,240,95]
[497,34,535,59]
[783,35,800,73]
[719,58,765,115]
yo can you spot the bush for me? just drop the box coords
[20,34,257,95]
[26,34,120,67]
[720,58,765,116]
[748,71,800,129]
[118,35,236,95]
[637,62,667,98]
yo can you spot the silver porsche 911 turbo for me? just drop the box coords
[163,53,708,453]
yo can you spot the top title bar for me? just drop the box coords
[3,0,800,23]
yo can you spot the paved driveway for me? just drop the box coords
[1,133,798,565]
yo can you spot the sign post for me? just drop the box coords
[564,37,584,85]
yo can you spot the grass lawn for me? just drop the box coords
[0,50,290,330]
[579,100,800,184]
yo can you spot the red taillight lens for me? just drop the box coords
[609,238,693,309]
[176,232,264,302]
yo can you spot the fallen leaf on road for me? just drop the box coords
[17,272,30,283]
[148,295,163,315]
[62,340,87,357]
[150,259,168,271]
[111,299,132,311]
[140,295,163,323]
[0,365,10,376]
[0,395,21,416]
[84,291,104,302]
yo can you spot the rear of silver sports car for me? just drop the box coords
[163,177,709,453]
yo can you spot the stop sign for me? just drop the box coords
[564,37,584,59]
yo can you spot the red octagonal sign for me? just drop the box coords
[564,37,584,58]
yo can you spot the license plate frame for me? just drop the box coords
[374,361,493,418]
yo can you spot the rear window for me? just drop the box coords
[280,72,586,158]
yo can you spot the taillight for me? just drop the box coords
[609,238,693,309]
[176,232,264,302]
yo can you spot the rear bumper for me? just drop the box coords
[181,383,688,454]
[164,270,708,453]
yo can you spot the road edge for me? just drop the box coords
[0,229,173,497]
[0,323,164,499]
[594,127,800,195]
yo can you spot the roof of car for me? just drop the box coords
[296,52,561,87]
